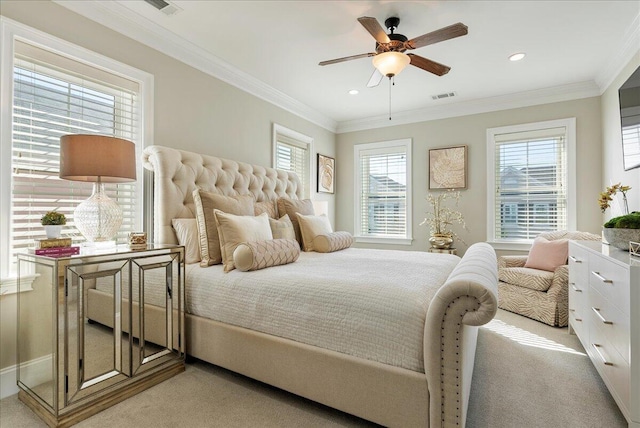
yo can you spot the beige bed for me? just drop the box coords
[86,145,498,428]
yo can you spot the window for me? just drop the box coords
[1,20,152,285]
[354,139,412,245]
[487,118,576,249]
[272,124,313,198]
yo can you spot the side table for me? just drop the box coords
[16,244,185,427]
[427,248,458,255]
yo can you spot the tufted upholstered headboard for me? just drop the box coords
[143,145,303,245]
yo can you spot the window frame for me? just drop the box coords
[486,118,576,251]
[0,17,154,291]
[272,123,314,199]
[353,138,413,245]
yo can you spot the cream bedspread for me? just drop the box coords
[96,247,459,372]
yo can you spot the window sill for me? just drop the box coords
[0,274,37,296]
[487,241,533,251]
[355,236,413,246]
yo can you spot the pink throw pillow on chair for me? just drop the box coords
[524,237,569,272]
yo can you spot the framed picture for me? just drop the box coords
[429,145,467,189]
[317,154,335,194]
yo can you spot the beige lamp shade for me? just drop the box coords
[60,134,136,182]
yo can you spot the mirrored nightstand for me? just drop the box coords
[16,244,185,427]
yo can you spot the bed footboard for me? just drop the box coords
[424,242,498,428]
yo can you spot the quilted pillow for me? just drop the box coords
[276,198,314,245]
[171,218,201,264]
[254,200,278,219]
[269,214,296,240]
[524,236,569,272]
[296,213,333,252]
[233,239,300,272]
[193,190,254,267]
[213,210,273,272]
[313,231,354,253]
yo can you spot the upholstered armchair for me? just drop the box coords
[498,230,601,327]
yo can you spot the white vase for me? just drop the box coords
[44,225,63,239]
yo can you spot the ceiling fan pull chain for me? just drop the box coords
[388,77,392,120]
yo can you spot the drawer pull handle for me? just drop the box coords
[569,256,582,263]
[592,344,614,366]
[591,271,613,283]
[570,283,582,292]
[591,307,613,325]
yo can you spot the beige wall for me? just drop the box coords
[0,1,335,373]
[336,98,603,255]
[601,53,640,215]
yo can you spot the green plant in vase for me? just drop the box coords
[599,183,640,250]
[41,211,66,239]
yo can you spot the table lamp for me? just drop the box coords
[59,134,136,243]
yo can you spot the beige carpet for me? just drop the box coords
[0,310,627,427]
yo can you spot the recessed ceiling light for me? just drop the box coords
[509,53,526,62]
[348,89,359,95]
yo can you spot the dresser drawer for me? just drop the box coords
[588,254,630,315]
[588,287,630,363]
[568,243,589,284]
[588,316,630,414]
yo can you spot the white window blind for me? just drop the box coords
[273,124,312,198]
[493,127,567,240]
[355,140,411,243]
[10,42,139,266]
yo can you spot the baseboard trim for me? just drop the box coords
[0,354,52,399]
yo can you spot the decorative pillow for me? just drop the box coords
[313,231,354,253]
[233,239,300,272]
[171,218,201,264]
[213,210,273,272]
[192,190,254,267]
[276,198,314,245]
[254,200,278,219]
[524,237,569,272]
[296,213,333,252]
[269,214,296,240]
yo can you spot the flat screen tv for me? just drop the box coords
[619,66,640,170]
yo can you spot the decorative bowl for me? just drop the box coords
[602,228,640,251]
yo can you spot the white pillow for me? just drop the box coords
[295,213,333,252]
[269,214,296,240]
[213,210,273,272]
[171,218,201,264]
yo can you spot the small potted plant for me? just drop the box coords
[599,183,640,250]
[41,211,66,239]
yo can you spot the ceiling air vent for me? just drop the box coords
[144,0,182,16]
[431,92,457,101]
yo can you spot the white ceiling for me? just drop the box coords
[56,1,639,132]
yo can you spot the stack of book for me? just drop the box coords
[31,237,79,257]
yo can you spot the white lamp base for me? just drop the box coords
[74,182,123,242]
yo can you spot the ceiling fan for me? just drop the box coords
[319,16,468,87]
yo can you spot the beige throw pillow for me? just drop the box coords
[269,214,296,240]
[213,210,273,272]
[276,198,314,245]
[313,231,354,253]
[296,213,333,252]
[254,200,278,219]
[233,239,300,272]
[171,218,201,264]
[192,190,254,267]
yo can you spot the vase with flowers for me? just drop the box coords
[599,183,640,250]
[420,190,466,249]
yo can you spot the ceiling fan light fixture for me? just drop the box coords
[372,51,410,78]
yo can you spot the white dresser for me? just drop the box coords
[568,240,640,427]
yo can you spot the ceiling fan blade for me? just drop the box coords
[408,54,451,76]
[357,16,391,44]
[407,22,468,49]
[319,52,376,66]
[367,68,384,87]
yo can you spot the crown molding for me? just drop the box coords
[336,81,601,134]
[594,12,640,92]
[52,0,338,132]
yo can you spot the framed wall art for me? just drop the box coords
[317,154,335,194]
[429,145,467,189]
